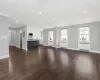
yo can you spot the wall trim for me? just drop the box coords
[67,48,79,51]
[90,50,100,54]
[55,46,61,49]
[12,45,28,52]
[43,45,100,54]
[23,48,28,51]
[16,46,20,49]
[0,55,9,59]
[43,45,56,49]
[9,43,13,46]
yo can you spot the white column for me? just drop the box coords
[56,27,60,48]
[0,16,9,59]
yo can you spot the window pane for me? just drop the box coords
[85,27,89,31]
[85,31,89,34]
[61,29,67,42]
[61,29,67,35]
[84,35,89,41]
[61,35,67,42]
[80,35,89,42]
[80,30,84,34]
[48,31,53,41]
[79,27,89,42]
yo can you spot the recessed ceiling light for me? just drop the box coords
[9,24,11,27]
[53,18,55,20]
[84,10,87,13]
[16,21,19,22]
[39,12,42,15]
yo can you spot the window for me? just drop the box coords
[79,27,89,43]
[48,31,53,41]
[61,29,68,43]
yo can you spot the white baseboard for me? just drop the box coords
[23,48,28,51]
[42,45,100,54]
[56,46,61,48]
[9,44,13,46]
[90,50,100,54]
[12,45,27,51]
[16,46,20,48]
[0,55,9,59]
[52,45,56,48]
[43,44,48,46]
[67,48,79,51]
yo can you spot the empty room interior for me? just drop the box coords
[0,0,100,80]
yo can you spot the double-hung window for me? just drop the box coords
[48,31,53,42]
[61,29,68,43]
[79,27,89,43]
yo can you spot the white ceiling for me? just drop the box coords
[0,0,100,28]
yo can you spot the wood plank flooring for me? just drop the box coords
[0,46,100,80]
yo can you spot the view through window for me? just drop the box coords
[61,29,68,43]
[79,27,89,43]
[48,31,53,41]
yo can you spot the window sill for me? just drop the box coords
[79,42,89,44]
[61,41,67,43]
[48,41,53,42]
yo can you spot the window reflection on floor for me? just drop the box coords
[60,51,69,68]
[9,58,13,74]
[47,49,55,64]
[74,54,98,80]
[38,47,44,60]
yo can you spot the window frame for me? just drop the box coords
[79,27,90,44]
[48,30,53,42]
[60,29,68,43]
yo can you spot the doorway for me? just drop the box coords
[20,31,22,49]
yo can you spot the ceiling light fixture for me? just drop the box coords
[16,21,19,22]
[53,18,55,20]
[9,24,11,27]
[84,10,87,13]
[39,12,42,15]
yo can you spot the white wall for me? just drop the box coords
[43,28,56,47]
[10,26,27,50]
[90,22,100,52]
[0,16,9,59]
[43,30,48,46]
[40,31,43,44]
[43,21,100,53]
[10,29,17,46]
[48,42,53,46]
[16,26,27,50]
[27,27,43,43]
[9,30,11,45]
[56,27,60,48]
[11,26,42,50]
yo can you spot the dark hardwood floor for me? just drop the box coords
[0,46,100,80]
